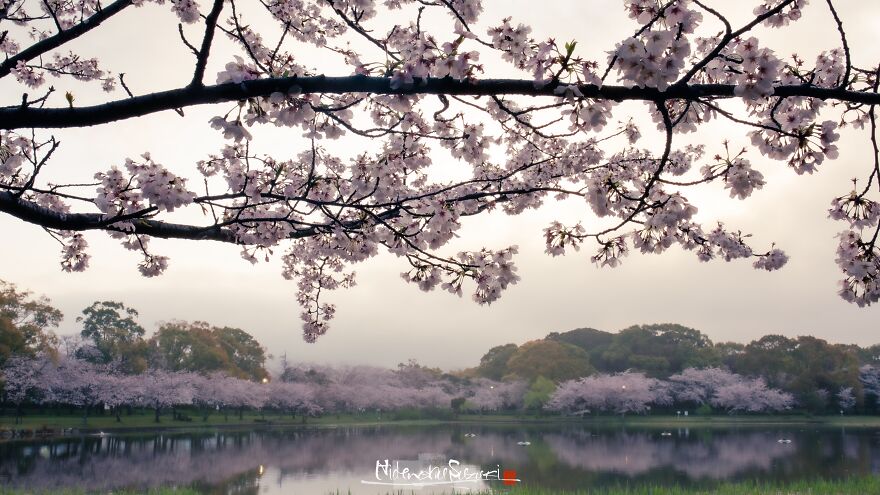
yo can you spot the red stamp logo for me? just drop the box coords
[502,469,518,486]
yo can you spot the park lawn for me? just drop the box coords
[3,410,880,432]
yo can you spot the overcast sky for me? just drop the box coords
[1,0,879,371]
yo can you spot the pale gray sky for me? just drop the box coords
[1,0,879,370]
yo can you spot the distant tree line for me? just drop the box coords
[0,280,269,380]
[1,279,879,419]
[470,324,880,414]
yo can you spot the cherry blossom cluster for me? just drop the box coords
[860,365,880,404]
[59,232,90,272]
[0,131,33,181]
[95,153,195,215]
[548,367,793,415]
[546,371,672,415]
[754,0,807,28]
[402,246,520,304]
[612,31,693,91]
[668,367,794,412]
[557,84,614,133]
[731,37,782,100]
[487,18,533,69]
[835,230,880,307]
[829,192,880,230]
[750,112,840,175]
[92,154,194,276]
[9,48,114,92]
[282,241,358,342]
[544,221,586,257]
[383,24,483,89]
[170,0,201,23]
[461,378,528,412]
[702,156,766,200]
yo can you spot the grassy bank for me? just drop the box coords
[461,477,880,494]
[3,410,880,433]
[3,478,880,495]
[0,489,200,495]
[490,477,880,494]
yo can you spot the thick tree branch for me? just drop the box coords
[3,76,880,129]
[0,190,237,241]
[0,190,406,243]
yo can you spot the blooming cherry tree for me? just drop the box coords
[668,367,747,405]
[546,371,671,415]
[465,377,527,411]
[860,364,880,408]
[1,354,52,422]
[0,0,879,340]
[837,386,856,412]
[264,381,322,417]
[710,377,794,413]
[670,366,794,412]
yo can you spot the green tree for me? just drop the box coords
[475,343,518,380]
[506,340,594,382]
[715,341,746,369]
[77,301,148,371]
[0,280,61,365]
[149,321,229,373]
[729,335,862,413]
[731,334,798,387]
[213,326,269,380]
[547,327,613,364]
[600,324,717,377]
[149,321,268,380]
[523,376,557,412]
[856,344,880,365]
[787,337,861,412]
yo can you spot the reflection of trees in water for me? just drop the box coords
[445,429,532,465]
[543,429,874,480]
[0,428,458,490]
[0,427,877,490]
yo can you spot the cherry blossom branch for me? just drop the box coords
[4,77,880,129]
[0,0,132,79]
[1,0,878,337]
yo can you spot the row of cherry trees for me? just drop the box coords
[2,355,316,423]
[544,367,866,415]
[9,355,879,421]
[0,354,528,423]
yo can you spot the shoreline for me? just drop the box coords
[3,413,880,439]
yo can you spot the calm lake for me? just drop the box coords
[1,423,879,493]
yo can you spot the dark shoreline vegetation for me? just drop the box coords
[3,477,880,495]
[4,411,880,437]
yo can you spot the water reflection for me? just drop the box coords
[0,425,878,493]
